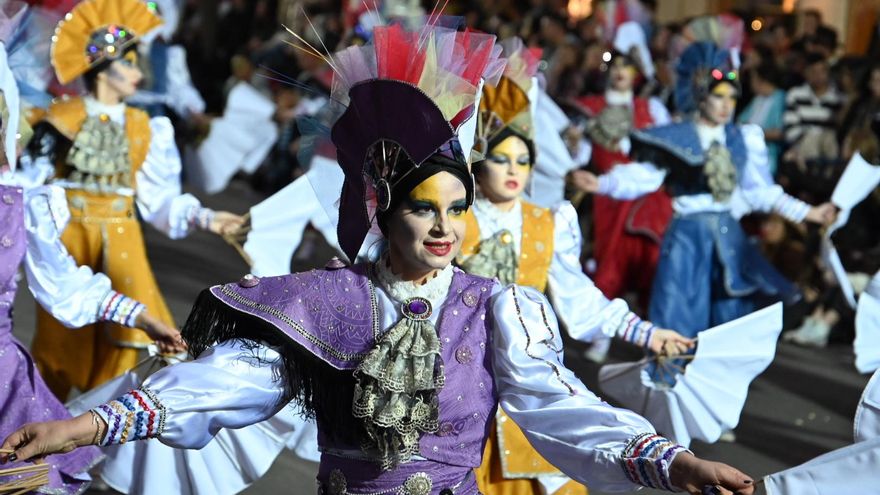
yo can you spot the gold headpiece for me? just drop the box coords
[51,0,162,84]
[477,38,541,153]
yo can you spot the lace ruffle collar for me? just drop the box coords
[374,255,454,309]
[472,196,522,231]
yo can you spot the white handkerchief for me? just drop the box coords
[821,153,880,308]
[831,152,880,213]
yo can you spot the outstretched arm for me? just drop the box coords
[23,186,184,353]
[135,117,243,238]
[569,161,667,200]
[1,340,286,461]
[491,285,753,494]
[546,202,693,355]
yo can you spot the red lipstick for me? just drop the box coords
[424,241,453,256]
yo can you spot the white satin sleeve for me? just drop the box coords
[135,117,208,239]
[491,285,687,491]
[166,45,206,117]
[596,161,666,200]
[93,340,287,449]
[736,124,810,222]
[648,97,672,126]
[546,202,654,347]
[23,186,144,328]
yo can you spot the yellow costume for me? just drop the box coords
[461,202,587,495]
[458,37,589,495]
[28,0,208,399]
[31,97,174,398]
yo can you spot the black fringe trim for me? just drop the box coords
[181,288,365,443]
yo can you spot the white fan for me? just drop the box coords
[599,303,783,447]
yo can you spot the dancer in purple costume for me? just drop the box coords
[0,39,105,493]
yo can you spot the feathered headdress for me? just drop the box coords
[50,0,162,84]
[674,41,738,115]
[476,38,541,161]
[321,20,504,261]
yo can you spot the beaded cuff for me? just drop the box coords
[92,387,166,446]
[98,291,146,328]
[620,433,690,491]
[187,206,215,231]
[617,313,656,350]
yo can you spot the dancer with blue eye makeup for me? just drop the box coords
[2,22,755,495]
[576,41,839,341]
[20,0,242,400]
[459,38,692,495]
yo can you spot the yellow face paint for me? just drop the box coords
[488,136,532,170]
[123,50,139,65]
[710,82,737,99]
[407,173,469,218]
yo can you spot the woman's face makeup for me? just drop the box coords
[702,82,738,126]
[387,172,468,279]
[103,50,143,98]
[609,57,637,91]
[477,136,531,205]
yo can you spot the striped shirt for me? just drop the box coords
[783,83,843,145]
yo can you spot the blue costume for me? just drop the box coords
[596,42,812,338]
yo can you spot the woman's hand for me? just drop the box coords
[669,452,755,495]
[804,202,838,226]
[648,329,696,356]
[209,211,245,236]
[569,169,600,194]
[1,414,99,464]
[135,311,186,354]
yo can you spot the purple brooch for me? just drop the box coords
[402,297,432,321]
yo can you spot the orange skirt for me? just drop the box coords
[32,190,175,401]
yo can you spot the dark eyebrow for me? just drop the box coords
[450,199,468,209]
[406,198,437,210]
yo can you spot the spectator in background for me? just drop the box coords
[537,11,570,60]
[805,25,839,59]
[792,9,823,51]
[738,62,786,174]
[783,53,842,159]
[840,64,880,145]
[834,56,865,120]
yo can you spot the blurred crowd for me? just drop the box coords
[159,0,880,349]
